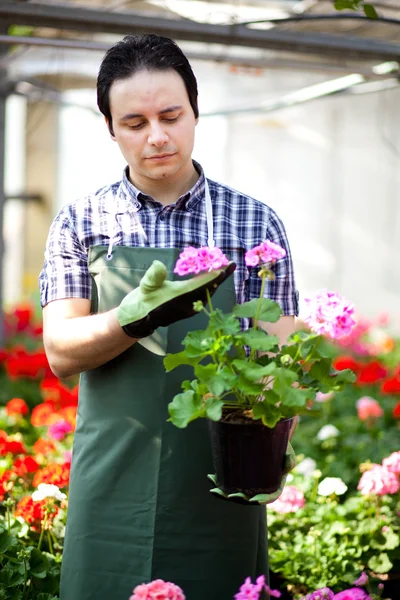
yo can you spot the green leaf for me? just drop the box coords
[238,329,279,352]
[252,400,282,427]
[30,548,49,578]
[371,530,399,551]
[209,310,241,335]
[232,298,281,322]
[236,375,265,396]
[363,3,378,19]
[37,594,59,600]
[163,351,200,372]
[194,364,237,397]
[368,552,393,573]
[168,390,205,428]
[0,567,25,587]
[332,368,357,384]
[334,0,361,10]
[232,359,276,381]
[204,397,224,421]
[309,359,333,382]
[0,532,18,553]
[182,330,214,358]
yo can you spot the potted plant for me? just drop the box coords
[164,242,357,502]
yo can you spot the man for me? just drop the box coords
[40,34,298,600]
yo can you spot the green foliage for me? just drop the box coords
[334,0,378,19]
[268,486,400,597]
[0,518,60,599]
[165,293,356,428]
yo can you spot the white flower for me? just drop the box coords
[317,424,340,440]
[32,483,66,502]
[296,458,317,477]
[318,477,348,496]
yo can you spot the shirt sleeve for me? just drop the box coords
[247,208,299,316]
[39,205,91,308]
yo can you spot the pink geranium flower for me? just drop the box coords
[303,290,356,340]
[333,588,372,600]
[174,246,229,276]
[305,589,334,600]
[48,419,73,441]
[382,451,400,475]
[244,241,286,268]
[356,397,383,421]
[357,464,400,496]
[353,572,368,587]
[269,486,305,514]
[129,579,185,600]
[235,575,281,600]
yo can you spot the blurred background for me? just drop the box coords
[1,0,400,333]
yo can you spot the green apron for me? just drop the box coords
[60,248,268,599]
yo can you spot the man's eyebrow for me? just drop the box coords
[119,105,183,121]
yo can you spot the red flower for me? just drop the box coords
[13,456,40,477]
[5,397,29,416]
[0,437,27,456]
[0,349,7,363]
[333,356,360,372]
[0,469,14,501]
[5,348,54,380]
[357,361,387,385]
[15,496,59,529]
[381,375,400,395]
[393,402,400,418]
[40,379,78,409]
[13,303,35,332]
[31,403,58,428]
[33,438,56,456]
[33,462,70,489]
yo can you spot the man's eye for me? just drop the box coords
[163,117,178,123]
[128,123,144,130]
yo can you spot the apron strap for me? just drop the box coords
[106,176,215,260]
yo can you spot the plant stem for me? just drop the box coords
[37,513,48,551]
[47,530,54,555]
[22,557,28,599]
[253,271,267,329]
[206,288,214,313]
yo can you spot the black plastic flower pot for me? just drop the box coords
[208,414,294,496]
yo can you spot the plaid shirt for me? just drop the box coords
[39,162,299,320]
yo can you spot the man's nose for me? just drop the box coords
[148,122,169,147]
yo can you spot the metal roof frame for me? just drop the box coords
[1,1,400,61]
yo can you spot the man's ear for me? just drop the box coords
[105,117,116,140]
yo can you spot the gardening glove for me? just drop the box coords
[118,260,236,338]
[208,442,297,505]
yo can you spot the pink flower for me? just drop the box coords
[269,486,305,514]
[48,419,73,441]
[235,575,281,600]
[382,451,400,475]
[63,450,72,464]
[303,290,356,340]
[316,392,335,403]
[357,464,400,496]
[333,588,372,600]
[129,579,185,600]
[356,397,383,421]
[305,589,334,600]
[244,240,286,268]
[174,246,229,276]
[353,572,368,586]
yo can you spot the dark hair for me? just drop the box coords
[97,34,198,135]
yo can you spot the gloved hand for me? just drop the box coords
[118,260,236,338]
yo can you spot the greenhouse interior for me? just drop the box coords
[0,1,399,599]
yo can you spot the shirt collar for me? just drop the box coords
[117,161,207,212]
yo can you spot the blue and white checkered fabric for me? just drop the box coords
[39,162,299,320]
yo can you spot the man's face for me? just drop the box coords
[108,69,198,189]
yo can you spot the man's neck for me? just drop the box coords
[129,163,200,206]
